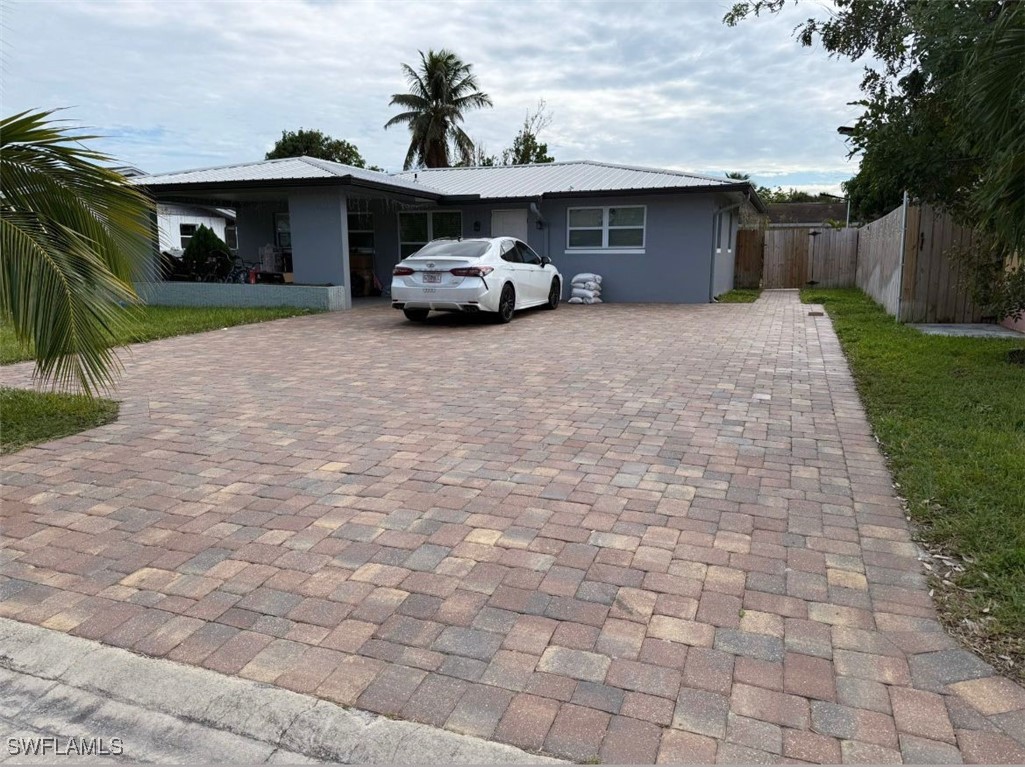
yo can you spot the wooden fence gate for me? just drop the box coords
[759,227,859,289]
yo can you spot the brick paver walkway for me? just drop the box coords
[3,291,1024,763]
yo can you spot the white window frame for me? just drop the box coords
[565,205,646,254]
[179,223,198,250]
[398,210,463,258]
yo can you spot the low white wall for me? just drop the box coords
[135,282,350,311]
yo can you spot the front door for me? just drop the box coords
[491,209,528,241]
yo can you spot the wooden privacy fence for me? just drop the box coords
[735,200,985,323]
[761,228,858,289]
[896,203,984,323]
[853,205,905,315]
[733,229,763,289]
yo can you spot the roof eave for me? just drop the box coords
[135,175,443,200]
[536,182,762,203]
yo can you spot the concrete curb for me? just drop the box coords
[0,619,561,764]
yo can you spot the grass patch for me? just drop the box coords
[1,305,319,365]
[715,289,762,303]
[1,387,119,454]
[802,288,1025,675]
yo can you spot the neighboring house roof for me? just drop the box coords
[133,157,764,212]
[112,164,146,178]
[156,202,236,221]
[767,201,848,225]
[395,160,755,201]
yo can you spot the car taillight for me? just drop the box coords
[393,266,414,276]
[450,266,494,277]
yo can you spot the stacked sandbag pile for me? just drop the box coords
[568,273,603,304]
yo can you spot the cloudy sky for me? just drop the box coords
[4,0,868,194]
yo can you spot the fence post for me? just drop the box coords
[896,190,909,321]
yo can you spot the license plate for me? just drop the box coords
[423,272,441,284]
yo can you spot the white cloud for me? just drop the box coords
[3,0,867,189]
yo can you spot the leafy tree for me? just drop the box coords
[726,172,840,204]
[456,143,498,167]
[182,224,231,282]
[501,101,555,165]
[459,101,556,168]
[266,128,370,168]
[725,0,1024,318]
[759,188,840,204]
[0,109,155,394]
[385,49,493,169]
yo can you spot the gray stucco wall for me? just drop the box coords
[288,190,349,286]
[539,194,717,303]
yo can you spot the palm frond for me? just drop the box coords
[0,109,155,394]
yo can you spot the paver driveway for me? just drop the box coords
[2,291,1024,764]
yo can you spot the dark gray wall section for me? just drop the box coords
[370,199,400,288]
[539,194,717,303]
[288,190,349,287]
[236,201,285,264]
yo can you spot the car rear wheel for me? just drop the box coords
[403,308,429,322]
[544,278,560,310]
[496,284,515,323]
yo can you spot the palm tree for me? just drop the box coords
[385,49,493,170]
[1,110,155,394]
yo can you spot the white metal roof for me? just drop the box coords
[133,156,441,196]
[133,157,754,204]
[393,160,741,199]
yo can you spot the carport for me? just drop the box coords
[134,157,452,309]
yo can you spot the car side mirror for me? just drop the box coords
[541,255,552,267]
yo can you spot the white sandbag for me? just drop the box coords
[568,296,584,304]
[583,296,603,304]
[579,281,601,292]
[571,273,602,285]
[571,287,598,299]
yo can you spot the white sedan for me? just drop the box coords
[391,237,562,323]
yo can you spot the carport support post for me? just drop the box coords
[288,190,352,308]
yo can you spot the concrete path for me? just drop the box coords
[3,291,1025,763]
[911,323,1024,338]
[0,619,557,764]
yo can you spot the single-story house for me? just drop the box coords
[133,157,765,308]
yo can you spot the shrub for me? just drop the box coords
[182,225,231,282]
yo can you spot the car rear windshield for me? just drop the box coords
[411,240,490,259]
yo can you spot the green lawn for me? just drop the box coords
[802,288,1025,672]
[0,305,319,365]
[715,289,762,303]
[1,387,119,454]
